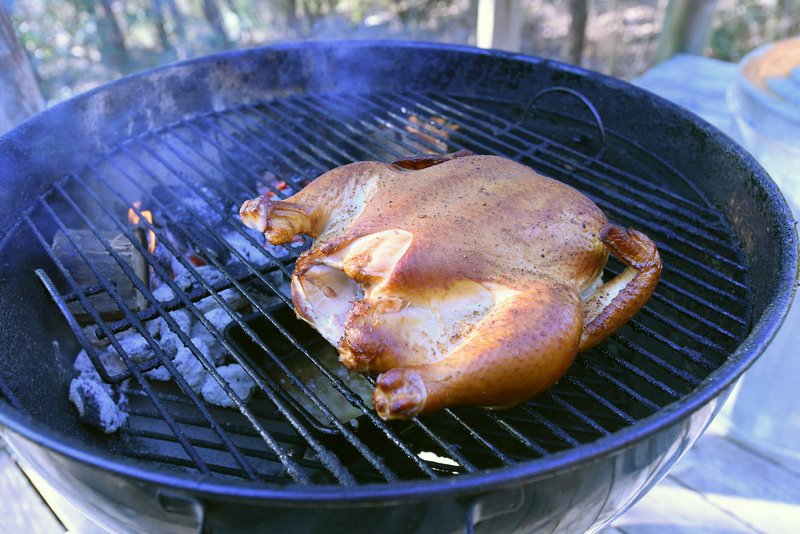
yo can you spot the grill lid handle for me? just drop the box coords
[521,86,607,157]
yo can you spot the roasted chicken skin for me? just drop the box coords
[240,153,661,420]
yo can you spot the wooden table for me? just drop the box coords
[1,53,799,534]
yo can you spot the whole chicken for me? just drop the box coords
[240,152,661,420]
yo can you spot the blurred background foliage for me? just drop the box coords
[5,0,800,105]
[711,0,800,60]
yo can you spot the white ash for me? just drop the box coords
[174,337,213,392]
[144,365,172,381]
[135,284,172,339]
[170,256,188,281]
[73,348,127,378]
[144,336,215,392]
[79,321,154,351]
[116,332,155,364]
[174,265,226,292]
[145,317,163,338]
[147,317,166,339]
[200,364,257,408]
[202,307,235,333]
[188,322,225,365]
[173,264,249,314]
[197,287,247,313]
[153,309,193,357]
[159,309,192,337]
[188,307,234,365]
[223,229,274,267]
[69,374,127,434]
[172,186,225,225]
[150,283,175,303]
[68,258,253,434]
[71,348,130,433]
[159,330,182,357]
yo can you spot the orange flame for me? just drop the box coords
[128,201,156,254]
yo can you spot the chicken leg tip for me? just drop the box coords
[373,368,427,420]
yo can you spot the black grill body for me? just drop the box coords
[0,41,796,533]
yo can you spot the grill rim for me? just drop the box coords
[0,40,797,504]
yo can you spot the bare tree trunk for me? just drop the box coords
[773,0,794,40]
[224,0,240,18]
[563,0,588,65]
[98,0,128,60]
[654,0,718,64]
[0,4,45,133]
[202,0,231,47]
[285,0,298,30]
[607,0,623,76]
[162,0,186,56]
[164,0,185,31]
[152,0,171,52]
[476,0,523,52]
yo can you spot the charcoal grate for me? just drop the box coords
[9,89,751,487]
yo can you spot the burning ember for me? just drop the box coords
[128,201,157,255]
[256,173,290,198]
[267,180,288,197]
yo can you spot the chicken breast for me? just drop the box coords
[241,152,661,420]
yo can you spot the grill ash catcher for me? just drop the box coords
[0,41,796,533]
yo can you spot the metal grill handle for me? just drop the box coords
[521,87,607,156]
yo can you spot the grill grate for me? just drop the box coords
[10,90,751,486]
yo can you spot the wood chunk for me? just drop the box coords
[52,228,149,324]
